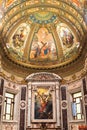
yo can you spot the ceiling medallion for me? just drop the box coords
[29,12,57,24]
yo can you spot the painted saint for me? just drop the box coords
[34,88,53,119]
[30,27,57,61]
[5,0,15,7]
[58,26,74,48]
[12,26,27,48]
[7,23,30,59]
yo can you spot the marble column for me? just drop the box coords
[61,86,68,130]
[19,86,26,130]
[56,82,60,127]
[27,82,32,127]
[82,78,87,124]
[0,78,4,130]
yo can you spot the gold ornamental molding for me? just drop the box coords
[0,0,87,77]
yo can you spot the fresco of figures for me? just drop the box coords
[70,0,83,7]
[0,0,3,6]
[7,23,30,59]
[5,0,15,7]
[30,27,57,61]
[12,26,27,48]
[56,23,80,61]
[57,24,74,48]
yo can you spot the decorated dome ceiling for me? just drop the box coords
[0,0,87,76]
[0,0,84,9]
[6,20,81,68]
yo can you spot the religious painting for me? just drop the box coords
[0,0,3,6]
[12,24,29,48]
[5,0,15,7]
[32,86,56,122]
[7,23,30,59]
[30,27,57,61]
[71,0,83,7]
[57,24,74,48]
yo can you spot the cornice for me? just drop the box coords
[0,0,87,82]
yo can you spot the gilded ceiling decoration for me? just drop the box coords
[29,12,57,24]
[30,27,57,61]
[0,0,87,78]
[6,21,81,68]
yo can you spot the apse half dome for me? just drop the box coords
[6,21,80,68]
[1,0,85,69]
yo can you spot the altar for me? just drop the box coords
[26,72,61,130]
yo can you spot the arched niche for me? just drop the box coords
[26,72,62,129]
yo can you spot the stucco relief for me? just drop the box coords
[70,124,78,130]
[2,122,18,130]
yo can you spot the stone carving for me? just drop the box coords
[20,100,26,109]
[84,95,87,104]
[71,124,78,130]
[61,100,67,109]
[2,122,18,130]
[0,95,3,105]
[26,72,61,82]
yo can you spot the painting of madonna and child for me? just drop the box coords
[32,87,55,122]
[30,27,57,61]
